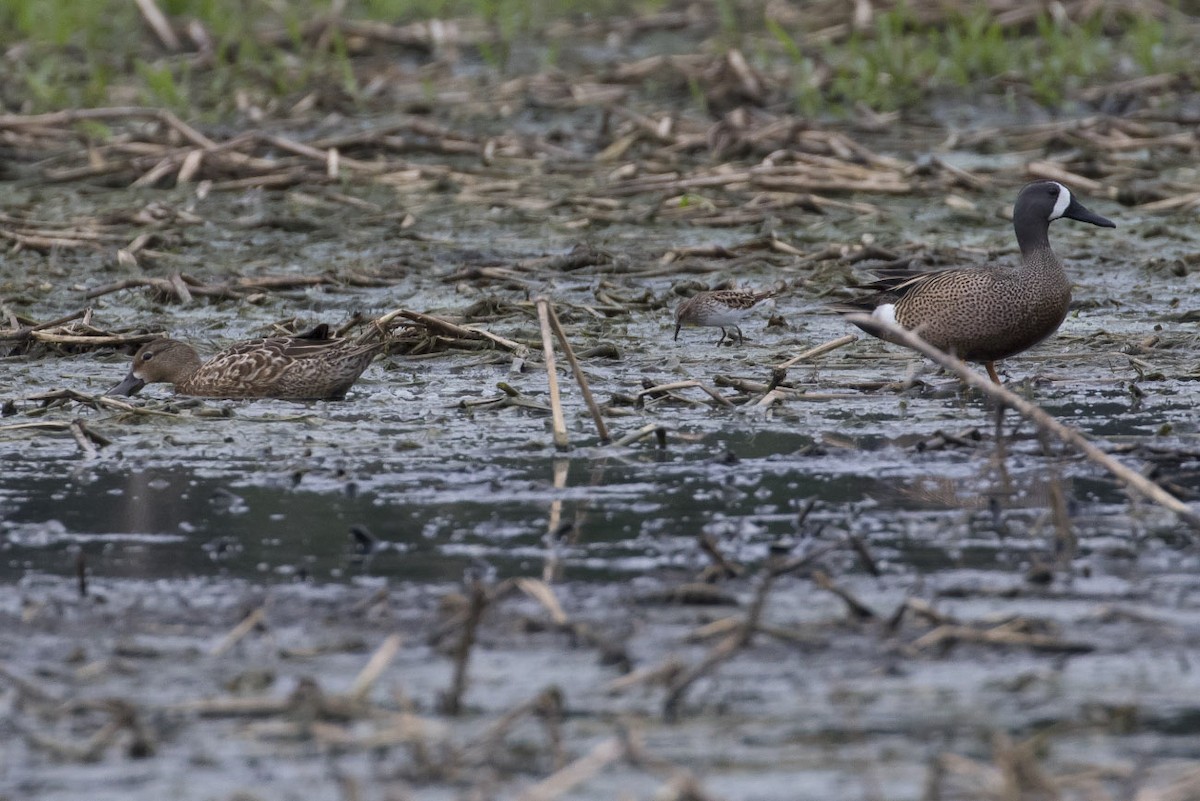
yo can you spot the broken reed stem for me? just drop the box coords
[67,420,98,457]
[349,634,403,702]
[441,578,488,716]
[210,607,266,657]
[754,388,786,408]
[612,422,667,448]
[844,313,1200,532]
[536,298,570,450]
[134,0,181,50]
[636,380,701,399]
[393,309,524,353]
[636,379,733,408]
[514,577,568,625]
[545,301,610,444]
[0,307,89,337]
[398,309,520,350]
[661,568,778,722]
[774,333,859,370]
[516,736,625,801]
[811,570,876,620]
[694,383,735,407]
[0,106,216,149]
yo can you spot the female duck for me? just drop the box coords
[108,324,385,401]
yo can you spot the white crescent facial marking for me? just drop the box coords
[1049,181,1072,220]
[872,303,897,326]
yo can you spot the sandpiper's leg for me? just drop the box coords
[985,361,1001,384]
[715,328,728,346]
[733,326,744,345]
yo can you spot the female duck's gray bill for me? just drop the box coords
[108,372,146,396]
[1064,198,1116,229]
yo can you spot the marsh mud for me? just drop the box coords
[4,15,1200,801]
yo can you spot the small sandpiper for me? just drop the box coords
[674,289,777,346]
[835,181,1115,383]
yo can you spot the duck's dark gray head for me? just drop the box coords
[1016,181,1115,230]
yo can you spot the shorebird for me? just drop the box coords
[674,289,777,346]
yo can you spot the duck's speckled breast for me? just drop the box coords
[895,258,1072,362]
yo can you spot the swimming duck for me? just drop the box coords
[837,181,1115,383]
[108,323,386,401]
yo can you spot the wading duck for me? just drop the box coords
[837,180,1115,383]
[108,324,386,401]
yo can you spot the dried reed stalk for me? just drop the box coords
[349,634,403,702]
[536,299,570,450]
[612,422,667,448]
[516,736,624,801]
[774,333,859,370]
[440,578,488,716]
[846,313,1200,531]
[661,568,778,721]
[210,607,266,657]
[544,301,609,443]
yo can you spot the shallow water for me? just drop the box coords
[3,145,1200,799]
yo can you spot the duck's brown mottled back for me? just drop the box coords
[108,327,386,401]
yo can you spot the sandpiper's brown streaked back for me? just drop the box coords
[107,323,386,401]
[835,180,1115,383]
[674,289,777,346]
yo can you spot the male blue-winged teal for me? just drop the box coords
[108,323,386,400]
[674,289,777,346]
[838,180,1115,383]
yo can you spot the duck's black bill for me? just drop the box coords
[1065,199,1116,228]
[108,373,146,396]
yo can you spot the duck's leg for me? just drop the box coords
[985,361,1001,384]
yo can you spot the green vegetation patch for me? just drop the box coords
[769,3,1195,113]
[0,0,1195,119]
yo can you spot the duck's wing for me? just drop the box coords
[703,289,776,311]
[828,271,924,314]
[189,335,379,399]
[833,265,1001,312]
[216,331,353,362]
[862,268,955,298]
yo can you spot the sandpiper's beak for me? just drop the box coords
[1064,197,1115,228]
[107,371,146,396]
[673,322,681,341]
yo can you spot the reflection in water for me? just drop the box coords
[3,418,1175,586]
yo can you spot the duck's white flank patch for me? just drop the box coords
[872,303,897,326]
[1049,181,1072,220]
